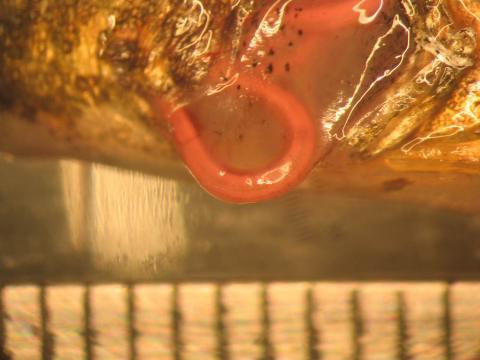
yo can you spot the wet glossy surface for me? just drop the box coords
[150,0,480,204]
[157,0,408,202]
[3,2,480,357]
[2,0,480,208]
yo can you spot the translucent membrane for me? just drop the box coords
[153,0,403,203]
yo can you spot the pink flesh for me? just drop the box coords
[152,0,396,203]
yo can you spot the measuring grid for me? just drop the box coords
[1,282,480,359]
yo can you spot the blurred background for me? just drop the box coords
[2,157,480,282]
[1,157,480,358]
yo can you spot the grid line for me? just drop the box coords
[0,287,9,360]
[127,284,137,360]
[396,291,410,360]
[215,285,229,360]
[351,289,364,360]
[40,286,54,360]
[171,284,182,360]
[305,285,320,360]
[83,286,93,360]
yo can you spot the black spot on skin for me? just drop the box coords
[268,48,275,56]
[298,29,303,36]
[285,63,290,72]
[266,63,274,74]
[382,178,412,192]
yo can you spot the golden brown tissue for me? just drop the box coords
[1,0,480,211]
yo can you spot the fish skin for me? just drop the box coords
[2,0,480,211]
[0,0,255,177]
[300,0,480,213]
[344,0,477,157]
